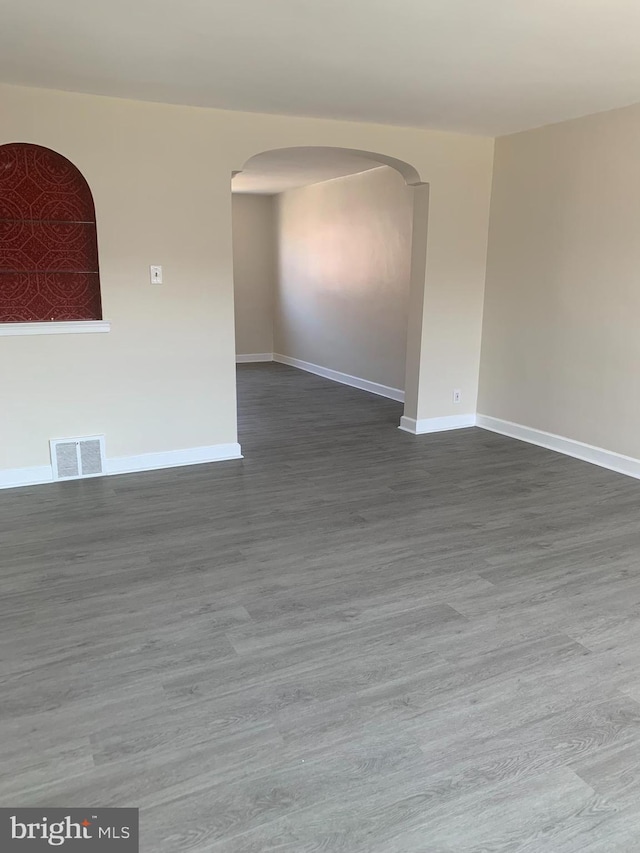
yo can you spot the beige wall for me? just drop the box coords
[274,166,412,390]
[232,194,274,355]
[0,82,493,475]
[479,102,640,459]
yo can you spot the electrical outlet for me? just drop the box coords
[453,389,462,404]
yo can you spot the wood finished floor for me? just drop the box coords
[3,362,640,851]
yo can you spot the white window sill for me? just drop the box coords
[0,320,111,337]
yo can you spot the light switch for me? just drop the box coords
[150,265,163,285]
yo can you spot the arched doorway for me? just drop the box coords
[231,146,429,444]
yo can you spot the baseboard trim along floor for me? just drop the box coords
[273,353,405,402]
[399,414,477,434]
[236,353,273,363]
[476,414,640,482]
[0,443,243,490]
[106,443,243,476]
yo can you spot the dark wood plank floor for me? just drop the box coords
[3,362,640,851]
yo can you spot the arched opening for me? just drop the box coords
[0,143,102,322]
[231,146,429,451]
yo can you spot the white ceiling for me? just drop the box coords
[233,149,382,195]
[3,0,640,135]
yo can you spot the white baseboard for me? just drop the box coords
[476,415,640,481]
[236,353,273,363]
[106,443,243,476]
[399,414,477,434]
[273,353,404,402]
[0,465,54,490]
[0,443,243,490]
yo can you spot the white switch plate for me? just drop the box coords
[453,389,462,404]
[150,265,162,285]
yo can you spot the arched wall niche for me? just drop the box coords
[0,142,102,323]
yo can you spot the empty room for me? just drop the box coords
[2,1,640,851]
[233,147,413,444]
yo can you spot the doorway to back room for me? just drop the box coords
[231,147,429,450]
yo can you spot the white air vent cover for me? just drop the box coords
[50,436,106,481]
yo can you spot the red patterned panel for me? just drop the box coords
[0,143,101,322]
[0,222,98,271]
[0,144,95,221]
[0,273,101,321]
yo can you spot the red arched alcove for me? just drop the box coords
[0,143,102,322]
